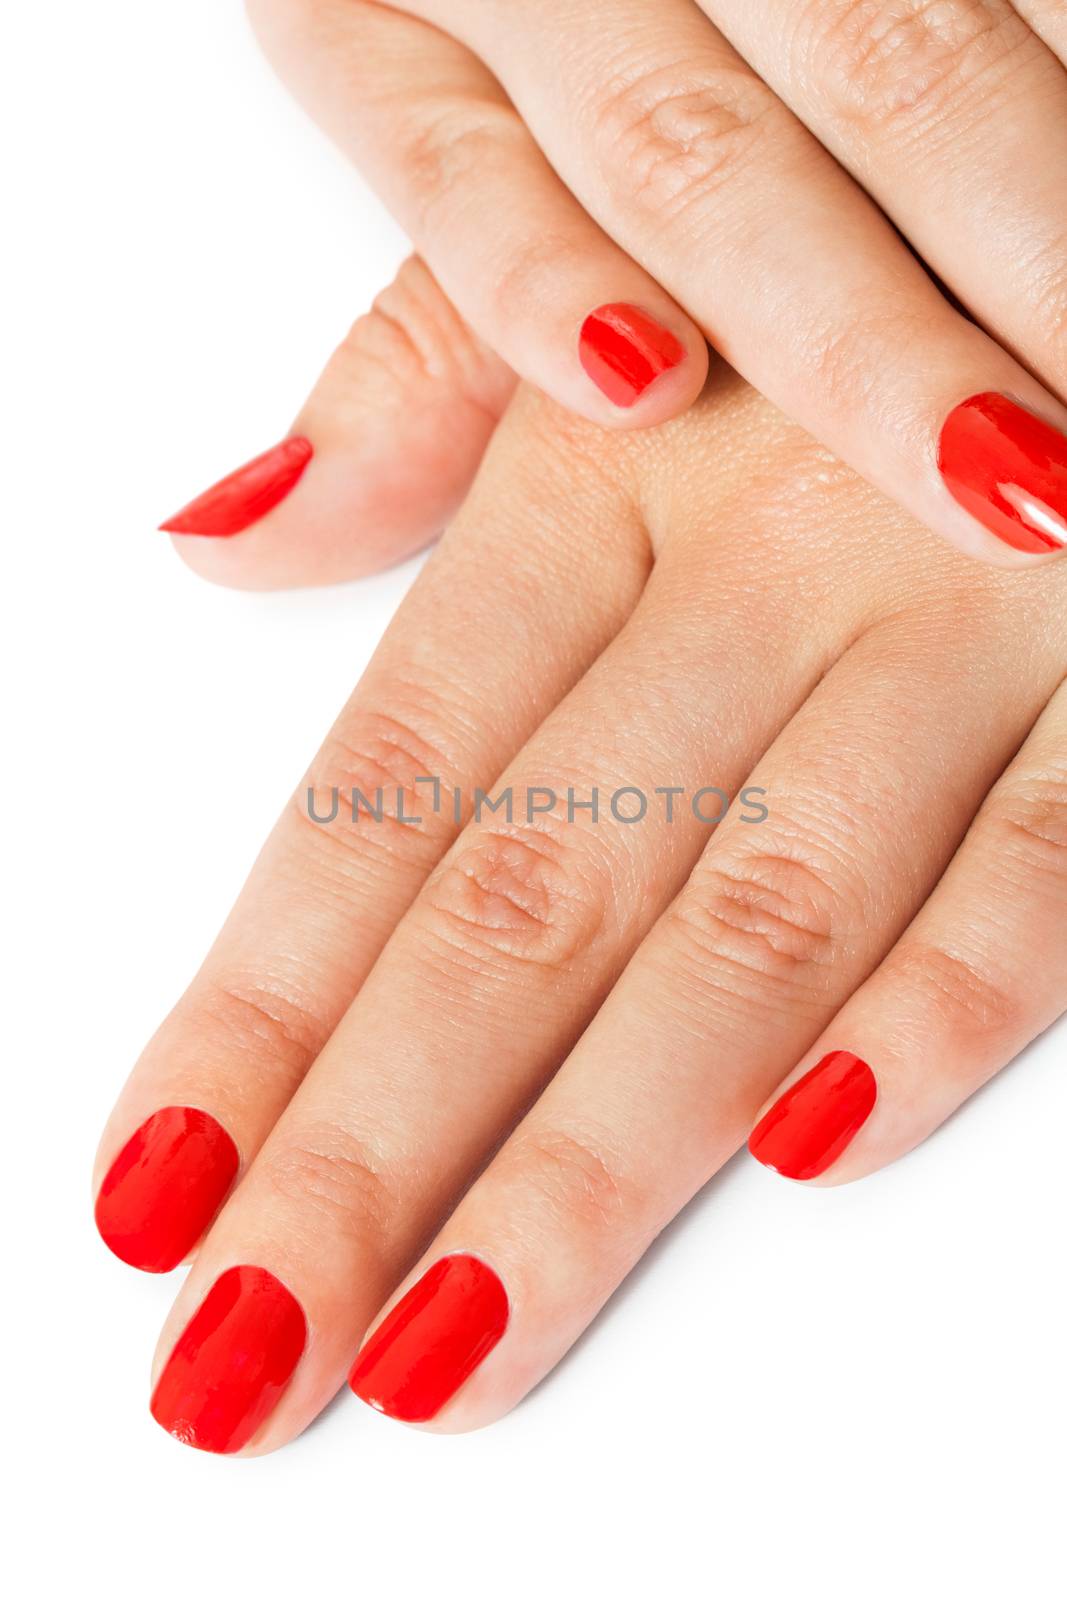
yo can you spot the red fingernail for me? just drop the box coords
[349,1254,509,1423]
[151,1266,306,1454]
[160,436,313,537]
[95,1107,239,1273]
[579,304,686,408]
[749,1052,877,1181]
[938,393,1067,555]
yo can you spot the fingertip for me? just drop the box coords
[157,260,515,592]
[158,438,314,538]
[576,303,709,428]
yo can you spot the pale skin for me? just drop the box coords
[245,0,1067,564]
[96,257,1067,1450]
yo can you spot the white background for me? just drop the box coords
[5,4,1065,1596]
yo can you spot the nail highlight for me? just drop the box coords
[350,1254,509,1423]
[938,393,1067,555]
[151,1266,307,1454]
[95,1106,239,1273]
[749,1052,877,1181]
[160,436,313,536]
[579,304,685,408]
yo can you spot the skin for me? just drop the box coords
[245,0,1067,564]
[97,258,1067,1451]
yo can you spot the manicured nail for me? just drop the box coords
[349,1254,509,1423]
[95,1106,239,1273]
[579,304,686,408]
[938,393,1067,555]
[151,1266,306,1454]
[749,1052,877,1181]
[160,436,313,536]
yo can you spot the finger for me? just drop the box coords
[1011,0,1067,56]
[247,0,708,429]
[748,672,1067,1186]
[93,384,649,1274]
[399,0,1067,564]
[346,570,1057,1432]
[706,0,1067,485]
[161,256,515,588]
[143,421,864,1452]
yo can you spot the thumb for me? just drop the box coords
[161,256,515,590]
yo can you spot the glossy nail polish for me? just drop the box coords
[579,304,686,408]
[938,393,1067,555]
[151,1266,306,1454]
[160,436,313,536]
[95,1106,239,1273]
[749,1052,877,1181]
[350,1254,509,1423]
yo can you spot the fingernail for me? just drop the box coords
[938,393,1067,555]
[749,1051,877,1181]
[579,304,686,408]
[95,1107,239,1273]
[349,1254,509,1423]
[151,1266,306,1454]
[160,436,313,536]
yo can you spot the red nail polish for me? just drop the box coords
[160,436,313,537]
[579,304,685,408]
[938,393,1067,555]
[151,1266,306,1454]
[95,1107,239,1273]
[349,1254,509,1423]
[749,1052,877,1181]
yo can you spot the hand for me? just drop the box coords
[99,261,1067,1452]
[229,0,1067,566]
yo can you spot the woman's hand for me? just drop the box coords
[232,0,1067,565]
[99,260,1067,1452]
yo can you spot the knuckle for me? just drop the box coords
[336,257,488,401]
[193,980,324,1097]
[805,302,937,412]
[298,695,460,871]
[980,765,1067,878]
[420,823,607,973]
[489,228,587,328]
[401,97,520,240]
[507,1125,633,1234]
[884,941,1022,1041]
[811,0,1028,135]
[665,848,843,1006]
[589,61,773,224]
[262,1125,395,1242]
